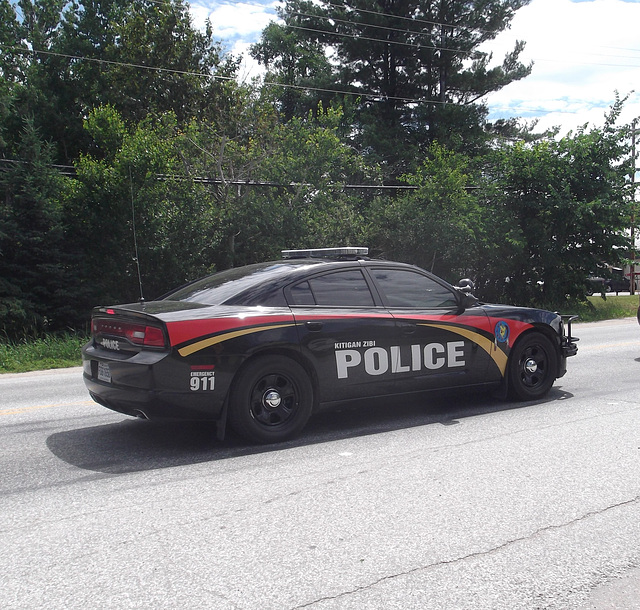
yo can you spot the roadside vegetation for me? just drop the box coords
[0,333,88,374]
[1,0,637,346]
[570,294,639,322]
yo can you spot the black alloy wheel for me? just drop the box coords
[228,355,313,443]
[508,333,558,401]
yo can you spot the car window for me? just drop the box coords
[370,268,458,308]
[163,262,319,305]
[289,270,375,307]
[289,281,315,305]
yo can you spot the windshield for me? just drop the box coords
[163,262,299,305]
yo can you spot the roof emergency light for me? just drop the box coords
[281,247,369,259]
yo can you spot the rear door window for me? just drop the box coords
[288,270,375,307]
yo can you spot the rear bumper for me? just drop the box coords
[82,344,226,422]
[83,374,224,421]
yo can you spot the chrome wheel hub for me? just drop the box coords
[264,390,282,409]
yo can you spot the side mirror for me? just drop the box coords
[457,278,475,293]
[455,279,478,310]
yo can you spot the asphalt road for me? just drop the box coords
[1,318,640,609]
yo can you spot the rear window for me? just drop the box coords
[164,263,296,305]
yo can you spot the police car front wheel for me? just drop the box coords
[228,355,313,443]
[507,333,558,401]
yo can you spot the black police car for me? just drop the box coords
[82,248,578,443]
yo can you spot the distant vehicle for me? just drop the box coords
[587,268,630,295]
[608,268,631,293]
[82,248,579,443]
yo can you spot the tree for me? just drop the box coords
[474,100,632,307]
[74,0,238,125]
[367,142,480,280]
[183,101,377,269]
[251,22,337,123]
[253,0,532,177]
[4,0,238,164]
[0,118,70,336]
[63,106,218,309]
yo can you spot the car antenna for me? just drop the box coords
[129,167,145,304]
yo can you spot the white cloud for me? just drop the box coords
[190,1,278,46]
[190,0,278,78]
[483,0,640,133]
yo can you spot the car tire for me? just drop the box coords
[507,333,558,401]
[228,355,313,443]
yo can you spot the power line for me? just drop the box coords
[6,45,238,83]
[212,0,640,59]
[5,3,638,117]
[7,44,628,116]
[282,22,468,55]
[9,0,640,64]
[281,10,480,55]
[207,0,640,65]
[0,158,418,189]
[214,0,509,37]
[6,45,454,106]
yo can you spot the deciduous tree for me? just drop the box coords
[475,99,632,307]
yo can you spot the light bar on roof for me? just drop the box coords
[281,247,369,259]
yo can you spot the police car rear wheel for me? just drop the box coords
[229,356,313,443]
[508,333,557,401]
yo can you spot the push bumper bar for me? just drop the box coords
[561,314,579,357]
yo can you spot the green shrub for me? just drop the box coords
[0,333,87,373]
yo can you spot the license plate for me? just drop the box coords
[98,361,112,383]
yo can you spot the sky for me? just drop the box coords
[188,0,640,135]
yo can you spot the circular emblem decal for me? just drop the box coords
[494,321,510,344]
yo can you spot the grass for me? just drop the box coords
[0,333,88,374]
[0,294,638,374]
[566,294,639,323]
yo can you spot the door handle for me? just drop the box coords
[305,321,323,331]
[399,323,416,335]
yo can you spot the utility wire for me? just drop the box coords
[8,0,640,62]
[0,158,417,189]
[7,1,640,67]
[7,45,625,113]
[200,0,510,38]
[207,0,640,57]
[5,45,455,105]
[282,22,468,55]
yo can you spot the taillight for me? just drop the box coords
[92,318,167,348]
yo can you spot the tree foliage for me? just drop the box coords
[0,118,70,335]
[3,0,237,164]
[368,143,480,279]
[62,102,377,311]
[474,100,632,306]
[0,0,636,339]
[253,0,532,176]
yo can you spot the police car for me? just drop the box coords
[82,248,578,443]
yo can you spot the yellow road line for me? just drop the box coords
[0,400,94,416]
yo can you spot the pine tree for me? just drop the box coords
[253,0,532,177]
